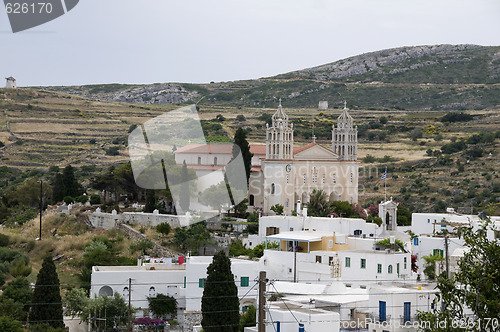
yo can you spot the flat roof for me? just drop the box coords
[266,231,333,242]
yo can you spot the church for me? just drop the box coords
[174,101,359,215]
[248,100,359,214]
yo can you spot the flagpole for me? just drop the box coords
[384,167,387,202]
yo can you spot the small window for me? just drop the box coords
[241,277,249,287]
[328,240,333,248]
[433,249,444,257]
[332,174,336,184]
[271,183,275,195]
[286,175,289,184]
[329,256,334,265]
[316,256,322,263]
[345,257,351,268]
[404,257,407,269]
[414,238,419,246]
[122,287,129,297]
[288,268,292,273]
[214,157,217,165]
[303,174,306,184]
[350,172,353,183]
[199,278,205,288]
[388,265,393,274]
[427,219,430,223]
[249,195,255,206]
[322,175,326,184]
[198,156,202,165]
[289,227,294,231]
[361,259,366,269]
[377,264,382,274]
[149,287,156,297]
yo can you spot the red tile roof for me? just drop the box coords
[250,145,266,155]
[293,142,318,154]
[175,144,233,154]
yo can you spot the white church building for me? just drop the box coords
[174,101,359,215]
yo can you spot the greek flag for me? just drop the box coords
[381,171,387,180]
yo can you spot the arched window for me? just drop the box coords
[197,156,202,165]
[388,265,393,274]
[271,183,275,195]
[249,195,255,206]
[98,286,113,296]
[149,287,156,297]
[122,287,129,297]
[214,157,217,166]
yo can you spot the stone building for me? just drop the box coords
[5,76,16,88]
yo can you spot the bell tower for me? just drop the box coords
[266,99,294,160]
[332,101,358,161]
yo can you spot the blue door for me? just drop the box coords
[379,301,386,322]
[404,302,411,323]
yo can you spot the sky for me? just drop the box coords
[1,0,500,87]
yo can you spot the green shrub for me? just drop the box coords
[89,194,101,205]
[0,234,9,247]
[63,196,74,205]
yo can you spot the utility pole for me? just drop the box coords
[293,247,297,283]
[39,180,42,240]
[258,271,267,332]
[445,236,449,278]
[128,278,132,332]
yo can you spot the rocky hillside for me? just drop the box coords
[43,83,204,104]
[36,44,500,111]
[274,44,500,84]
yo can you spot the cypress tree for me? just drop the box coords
[52,172,64,203]
[201,251,239,332]
[232,128,253,185]
[62,165,79,198]
[179,161,190,212]
[29,255,64,329]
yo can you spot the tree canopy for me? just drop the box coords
[418,220,500,331]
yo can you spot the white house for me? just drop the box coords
[244,214,379,249]
[90,255,262,330]
[363,284,439,332]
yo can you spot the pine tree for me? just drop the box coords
[232,128,253,184]
[201,251,240,332]
[29,255,64,329]
[179,161,190,212]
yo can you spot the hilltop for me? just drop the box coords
[38,44,500,110]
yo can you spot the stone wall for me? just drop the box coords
[182,311,202,332]
[88,210,191,230]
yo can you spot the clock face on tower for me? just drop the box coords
[285,164,291,173]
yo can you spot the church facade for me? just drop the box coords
[173,101,359,215]
[248,100,359,214]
